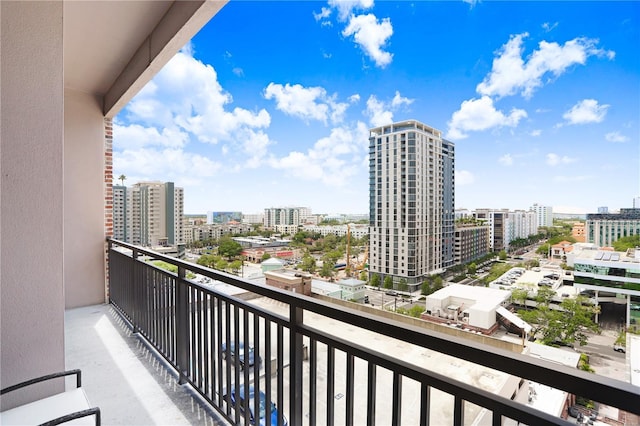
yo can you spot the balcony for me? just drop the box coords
[103,239,639,425]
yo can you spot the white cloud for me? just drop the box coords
[561,99,609,125]
[546,153,577,166]
[542,22,558,32]
[605,131,629,143]
[342,14,393,68]
[391,91,413,108]
[365,92,413,127]
[328,0,374,21]
[349,94,361,103]
[313,7,332,21]
[476,33,615,99]
[263,83,350,125]
[117,48,276,179]
[446,96,527,140]
[113,123,189,150]
[269,122,370,185]
[114,147,221,182]
[124,50,270,146]
[455,170,475,185]
[366,96,393,127]
[499,154,514,166]
[530,129,542,136]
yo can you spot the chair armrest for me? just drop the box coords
[1,370,82,395]
[41,406,101,426]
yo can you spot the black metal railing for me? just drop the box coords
[107,239,639,426]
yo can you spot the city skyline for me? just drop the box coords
[113,1,639,215]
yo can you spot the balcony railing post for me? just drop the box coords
[131,247,140,333]
[289,302,304,425]
[176,265,189,385]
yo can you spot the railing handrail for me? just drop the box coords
[107,238,640,416]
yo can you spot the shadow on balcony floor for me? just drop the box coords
[65,304,227,425]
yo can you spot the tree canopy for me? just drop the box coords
[517,289,599,346]
[613,235,640,252]
[218,236,243,259]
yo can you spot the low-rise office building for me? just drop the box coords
[567,245,640,327]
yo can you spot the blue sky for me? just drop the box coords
[114,1,639,215]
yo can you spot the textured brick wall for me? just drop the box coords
[104,118,113,298]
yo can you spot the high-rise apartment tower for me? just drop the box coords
[368,120,455,290]
[113,181,184,247]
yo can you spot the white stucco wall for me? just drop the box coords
[1,1,66,409]
[64,89,107,308]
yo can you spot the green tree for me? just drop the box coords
[197,254,218,268]
[613,235,640,252]
[117,174,126,186]
[300,254,316,273]
[218,236,243,259]
[324,249,342,265]
[518,289,600,346]
[408,305,425,318]
[498,250,508,260]
[320,262,334,278]
[229,260,243,275]
[421,280,432,295]
[370,274,380,288]
[467,262,477,275]
[398,278,408,293]
[261,252,271,261]
[511,288,529,307]
[215,259,228,271]
[383,275,394,289]
[536,243,551,257]
[359,270,368,281]
[323,234,339,251]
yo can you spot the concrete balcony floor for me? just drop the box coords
[65,304,227,425]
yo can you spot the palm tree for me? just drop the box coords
[118,174,126,186]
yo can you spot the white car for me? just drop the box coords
[613,344,626,353]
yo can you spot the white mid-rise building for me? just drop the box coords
[114,181,184,247]
[530,203,553,229]
[263,207,312,230]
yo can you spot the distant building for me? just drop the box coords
[597,206,609,214]
[113,185,127,241]
[454,223,490,265]
[184,222,252,244]
[474,209,537,251]
[206,211,241,224]
[585,208,640,247]
[242,213,264,225]
[571,222,586,243]
[531,203,553,228]
[301,223,369,239]
[264,269,312,296]
[567,245,640,328]
[474,209,508,251]
[264,206,311,233]
[113,181,184,247]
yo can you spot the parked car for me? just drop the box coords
[385,290,398,297]
[224,385,288,426]
[221,342,261,369]
[613,344,626,353]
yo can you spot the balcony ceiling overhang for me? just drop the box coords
[63,0,226,117]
